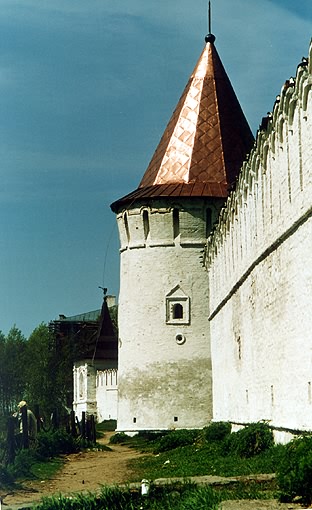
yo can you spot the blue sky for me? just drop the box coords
[0,0,310,337]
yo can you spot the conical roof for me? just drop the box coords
[111,35,254,212]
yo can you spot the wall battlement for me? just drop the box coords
[117,199,223,252]
[205,40,312,317]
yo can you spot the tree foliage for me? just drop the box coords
[0,326,27,414]
[24,324,67,417]
[0,323,73,421]
[0,307,115,425]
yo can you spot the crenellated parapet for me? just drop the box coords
[116,198,223,251]
[205,39,312,317]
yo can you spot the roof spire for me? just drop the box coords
[208,0,212,33]
[205,1,216,44]
[110,13,255,212]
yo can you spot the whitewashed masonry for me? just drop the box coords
[205,40,312,441]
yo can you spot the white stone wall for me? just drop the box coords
[73,361,97,420]
[96,369,118,422]
[116,198,223,431]
[73,361,118,422]
[206,42,312,435]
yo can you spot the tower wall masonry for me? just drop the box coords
[205,40,312,438]
[116,198,222,431]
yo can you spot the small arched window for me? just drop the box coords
[206,208,212,237]
[173,303,183,319]
[173,208,180,238]
[143,210,150,240]
[124,212,130,242]
[79,372,85,399]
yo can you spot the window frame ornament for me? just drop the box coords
[166,285,190,325]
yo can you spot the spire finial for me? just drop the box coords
[205,1,216,44]
[208,0,212,34]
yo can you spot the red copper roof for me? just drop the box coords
[111,37,254,212]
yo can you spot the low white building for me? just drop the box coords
[55,296,118,422]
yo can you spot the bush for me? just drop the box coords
[204,422,231,442]
[109,432,130,444]
[277,435,312,504]
[137,430,169,442]
[226,422,274,458]
[154,430,199,453]
[0,465,14,487]
[36,430,79,458]
[0,414,10,440]
[7,448,39,478]
[96,419,117,432]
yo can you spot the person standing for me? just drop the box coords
[17,400,37,446]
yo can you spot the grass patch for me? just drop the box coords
[96,419,117,432]
[7,448,64,480]
[217,479,278,501]
[127,440,283,481]
[33,480,277,509]
[116,425,284,504]
[154,430,199,453]
[109,430,164,451]
[30,457,64,480]
[33,483,222,509]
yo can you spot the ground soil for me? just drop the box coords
[0,433,309,509]
[0,432,146,508]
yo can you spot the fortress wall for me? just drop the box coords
[96,369,118,422]
[205,40,312,433]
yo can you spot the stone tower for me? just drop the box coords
[111,32,254,432]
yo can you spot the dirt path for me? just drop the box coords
[1,432,147,508]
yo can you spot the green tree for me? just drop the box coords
[24,323,67,417]
[0,326,27,413]
[0,330,7,413]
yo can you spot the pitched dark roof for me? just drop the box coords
[50,299,118,362]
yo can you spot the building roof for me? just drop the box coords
[50,298,118,362]
[57,309,101,322]
[111,34,254,212]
